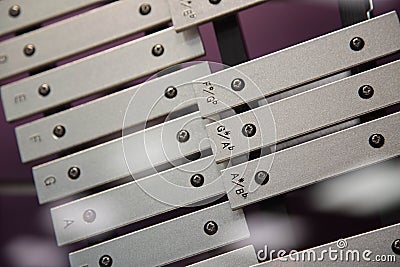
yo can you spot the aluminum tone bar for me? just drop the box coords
[222,112,400,209]
[167,0,265,32]
[33,112,210,204]
[69,202,249,267]
[0,0,105,36]
[193,12,400,117]
[188,245,259,267]
[252,223,400,266]
[0,0,171,80]
[51,156,223,245]
[206,60,400,162]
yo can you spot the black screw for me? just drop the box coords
[139,3,151,15]
[68,167,80,180]
[254,171,269,185]
[177,130,190,143]
[242,123,256,137]
[209,0,222,4]
[190,174,204,187]
[164,86,177,99]
[231,78,245,91]
[350,37,365,51]
[38,84,51,97]
[152,44,164,57]
[9,5,21,17]
[53,125,66,138]
[392,239,400,255]
[358,85,374,99]
[99,255,113,267]
[204,221,218,235]
[24,44,35,56]
[369,134,385,148]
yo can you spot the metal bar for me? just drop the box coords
[193,12,400,117]
[33,112,210,203]
[167,0,266,32]
[0,0,171,80]
[0,0,106,36]
[223,111,400,209]
[51,156,223,245]
[69,202,249,266]
[206,60,400,162]
[188,245,259,267]
[252,223,400,266]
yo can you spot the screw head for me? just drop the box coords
[83,209,96,223]
[9,5,21,17]
[24,44,36,56]
[53,125,66,138]
[177,130,190,143]
[139,3,151,15]
[68,167,80,180]
[254,171,270,185]
[38,84,51,97]
[164,86,177,99]
[392,239,400,255]
[231,78,245,91]
[190,174,205,187]
[152,44,164,57]
[358,85,374,99]
[369,134,385,148]
[209,0,222,4]
[204,221,218,235]
[99,255,113,267]
[242,123,256,137]
[350,37,365,51]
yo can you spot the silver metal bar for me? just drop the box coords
[167,0,265,32]
[33,112,210,203]
[206,60,400,162]
[69,202,249,267]
[13,63,210,170]
[188,245,259,267]
[51,156,223,245]
[0,0,105,36]
[253,223,400,266]
[0,0,171,80]
[193,12,400,117]
[223,111,400,209]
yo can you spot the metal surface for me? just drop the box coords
[69,202,249,266]
[253,223,400,266]
[188,245,258,267]
[33,112,210,204]
[2,27,204,123]
[206,60,400,162]
[167,0,265,32]
[223,111,400,209]
[0,0,106,36]
[193,12,400,117]
[51,156,223,245]
[0,0,171,80]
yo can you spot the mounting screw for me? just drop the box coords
[358,85,374,99]
[177,129,190,143]
[99,255,113,267]
[254,171,269,185]
[164,86,177,99]
[231,78,245,91]
[53,125,66,138]
[38,83,51,97]
[9,5,21,17]
[369,134,384,148]
[152,44,164,57]
[190,174,204,187]
[242,123,256,137]
[83,209,96,223]
[209,0,222,4]
[139,3,151,15]
[68,167,80,180]
[204,221,218,235]
[23,44,35,56]
[350,37,365,51]
[392,239,400,255]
